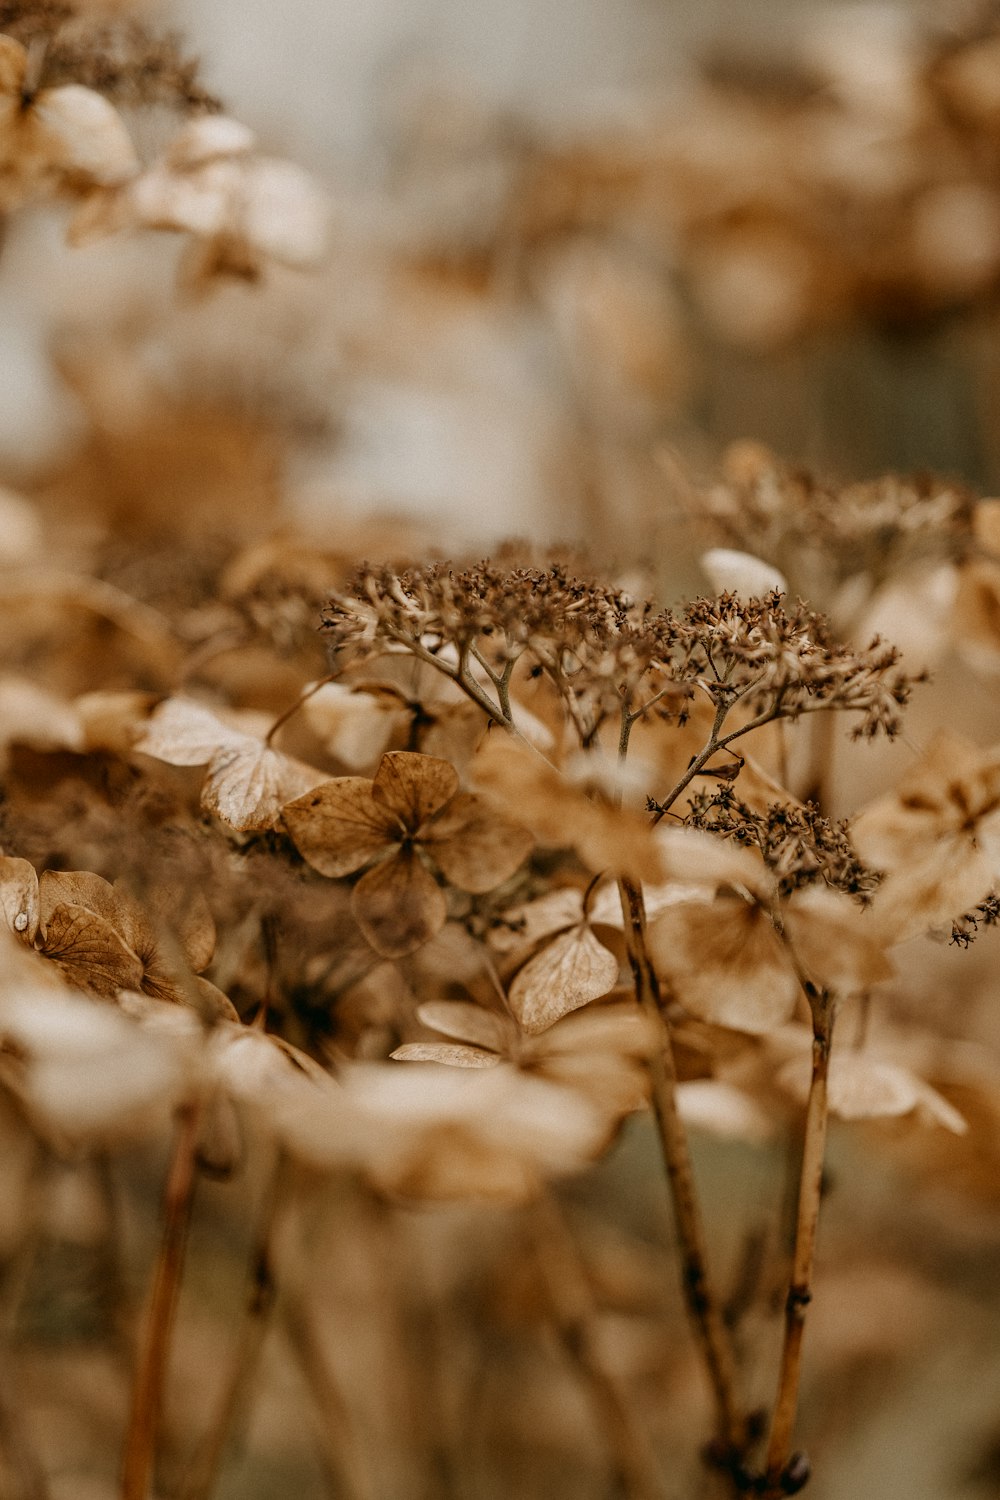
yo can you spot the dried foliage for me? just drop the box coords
[0,6,998,1500]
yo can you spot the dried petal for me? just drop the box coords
[351,850,447,958]
[424,791,532,892]
[283,777,394,876]
[203,739,325,832]
[416,1000,511,1052]
[649,896,799,1033]
[40,904,144,998]
[391,1043,501,1068]
[372,751,458,831]
[0,856,39,944]
[32,85,138,188]
[509,924,619,1034]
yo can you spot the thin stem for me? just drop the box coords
[282,1288,375,1500]
[761,997,836,1497]
[178,1157,288,1500]
[617,877,747,1470]
[528,1194,665,1500]
[120,1099,202,1500]
[265,673,337,746]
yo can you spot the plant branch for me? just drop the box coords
[121,1098,202,1500]
[178,1155,288,1500]
[617,876,748,1474]
[760,991,836,1498]
[528,1192,665,1500]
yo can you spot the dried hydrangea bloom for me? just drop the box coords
[646,829,891,1033]
[283,750,533,958]
[0,32,137,211]
[73,113,330,286]
[852,730,1000,939]
[0,856,233,1015]
[393,995,652,1120]
[772,1028,966,1133]
[277,1056,615,1203]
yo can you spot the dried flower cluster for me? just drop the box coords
[0,5,998,1500]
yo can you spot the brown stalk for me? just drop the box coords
[178,1156,288,1500]
[528,1192,665,1500]
[760,992,836,1498]
[120,1098,202,1500]
[617,876,748,1474]
[282,1286,375,1500]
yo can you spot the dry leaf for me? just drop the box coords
[509,922,619,1034]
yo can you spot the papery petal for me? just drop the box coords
[416,1000,511,1052]
[164,114,256,170]
[0,856,39,943]
[40,903,144,998]
[372,751,458,832]
[136,696,242,766]
[351,850,447,958]
[302,681,405,771]
[203,740,326,833]
[283,777,394,876]
[424,791,532,892]
[509,923,619,1034]
[649,896,798,1033]
[33,84,138,187]
[783,887,893,995]
[391,1042,501,1068]
[241,156,330,266]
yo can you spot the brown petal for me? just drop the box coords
[649,897,799,1033]
[0,856,39,944]
[372,751,458,832]
[283,777,394,877]
[203,741,326,833]
[416,1000,511,1052]
[424,792,533,892]
[135,696,241,766]
[40,904,144,998]
[391,1043,501,1068]
[509,923,619,1034]
[351,851,447,958]
[783,889,893,996]
[38,870,120,930]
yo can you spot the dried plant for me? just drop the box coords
[0,6,998,1500]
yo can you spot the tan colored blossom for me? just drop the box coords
[283,750,532,958]
[136,695,326,833]
[647,830,891,1032]
[73,113,329,285]
[0,33,137,211]
[852,730,1000,938]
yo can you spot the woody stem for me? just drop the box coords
[617,876,747,1467]
[761,995,836,1495]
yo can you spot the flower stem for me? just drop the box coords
[120,1099,202,1500]
[761,998,836,1497]
[178,1156,288,1500]
[617,877,748,1473]
[529,1192,665,1500]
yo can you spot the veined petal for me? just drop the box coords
[424,791,532,892]
[372,751,458,831]
[283,777,394,876]
[351,850,447,958]
[509,923,619,1035]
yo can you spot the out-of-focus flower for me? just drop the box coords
[0,33,137,211]
[72,113,330,286]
